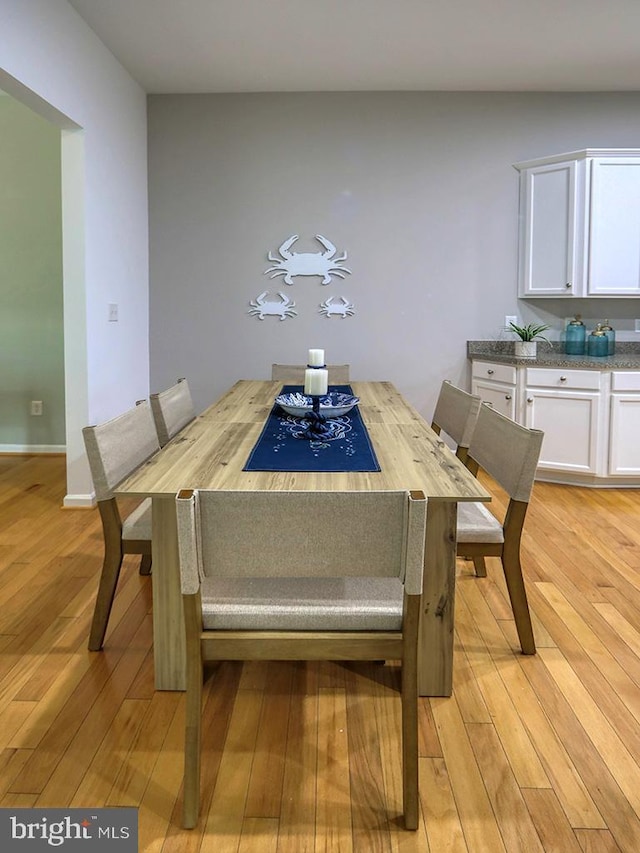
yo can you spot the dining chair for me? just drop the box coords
[456,403,544,655]
[82,400,160,651]
[430,380,482,463]
[175,487,427,830]
[271,363,350,384]
[150,377,196,447]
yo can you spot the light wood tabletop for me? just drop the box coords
[117,380,490,694]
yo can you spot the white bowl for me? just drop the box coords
[276,391,359,419]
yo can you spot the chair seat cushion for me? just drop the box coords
[200,576,404,631]
[457,501,504,544]
[122,498,152,541]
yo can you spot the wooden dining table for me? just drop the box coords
[116,380,490,695]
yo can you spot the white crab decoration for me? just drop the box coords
[319,296,355,319]
[248,291,297,321]
[265,234,351,285]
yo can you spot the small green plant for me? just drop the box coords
[509,322,551,343]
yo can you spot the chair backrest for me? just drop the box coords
[467,404,544,502]
[176,489,426,596]
[431,381,482,451]
[83,401,160,501]
[271,363,350,384]
[150,378,196,447]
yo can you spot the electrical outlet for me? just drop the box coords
[30,400,43,416]
[505,315,518,329]
[108,303,118,322]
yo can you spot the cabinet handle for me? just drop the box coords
[559,376,567,381]
[486,402,494,407]
[505,395,512,401]
[527,397,533,403]
[487,369,494,375]
[565,282,572,289]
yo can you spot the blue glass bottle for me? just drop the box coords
[565,315,586,355]
[601,319,615,355]
[587,326,608,357]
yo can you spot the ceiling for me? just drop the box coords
[66,0,640,94]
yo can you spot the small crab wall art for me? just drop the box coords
[265,234,351,285]
[248,291,297,321]
[319,296,355,319]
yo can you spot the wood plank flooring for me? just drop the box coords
[1,454,639,852]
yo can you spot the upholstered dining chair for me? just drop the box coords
[82,400,160,651]
[456,403,544,655]
[271,363,350,384]
[430,380,482,464]
[150,377,196,447]
[175,488,427,830]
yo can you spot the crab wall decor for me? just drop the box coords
[248,291,297,321]
[319,296,355,319]
[265,234,351,285]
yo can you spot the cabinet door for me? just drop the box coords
[472,379,517,420]
[588,158,640,296]
[524,389,602,474]
[519,161,580,296]
[609,394,640,474]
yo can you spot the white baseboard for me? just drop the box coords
[536,470,640,488]
[0,444,66,454]
[63,493,96,508]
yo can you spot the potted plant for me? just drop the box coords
[509,322,551,358]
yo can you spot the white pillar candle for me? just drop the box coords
[308,348,325,367]
[304,368,328,396]
[316,368,328,396]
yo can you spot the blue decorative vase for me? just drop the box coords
[601,319,616,355]
[565,315,586,355]
[587,327,608,357]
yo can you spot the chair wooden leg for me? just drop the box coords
[402,679,419,829]
[501,553,535,655]
[472,556,487,577]
[139,554,152,576]
[402,597,420,830]
[183,598,203,829]
[182,673,202,828]
[88,547,124,651]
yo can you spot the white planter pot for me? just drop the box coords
[515,340,537,358]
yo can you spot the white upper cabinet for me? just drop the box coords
[517,159,582,296]
[589,158,640,295]
[514,149,640,298]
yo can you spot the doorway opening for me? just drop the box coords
[0,71,87,505]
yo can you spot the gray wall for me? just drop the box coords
[148,92,640,418]
[3,0,150,502]
[0,95,64,449]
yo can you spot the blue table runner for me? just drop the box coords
[243,385,381,473]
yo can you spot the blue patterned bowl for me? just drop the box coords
[276,391,359,419]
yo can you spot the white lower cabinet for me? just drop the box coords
[472,379,517,419]
[609,372,640,475]
[471,361,517,419]
[523,369,604,476]
[471,359,639,486]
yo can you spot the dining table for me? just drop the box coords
[116,380,490,695]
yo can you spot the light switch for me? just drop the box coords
[108,303,118,322]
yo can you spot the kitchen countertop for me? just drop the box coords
[467,340,640,369]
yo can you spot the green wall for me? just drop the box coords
[0,95,64,449]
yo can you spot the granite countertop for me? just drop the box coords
[467,341,640,369]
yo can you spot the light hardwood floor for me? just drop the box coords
[1,454,639,852]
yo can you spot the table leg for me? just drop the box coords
[418,500,456,697]
[152,497,186,690]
